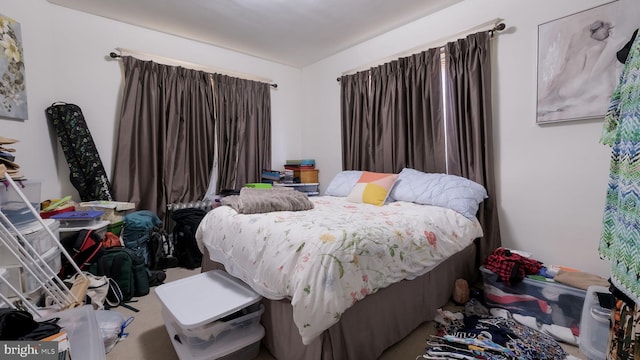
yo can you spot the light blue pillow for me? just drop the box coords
[324,171,363,197]
[389,168,487,219]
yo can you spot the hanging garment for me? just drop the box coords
[607,285,640,360]
[600,32,640,304]
[45,102,113,201]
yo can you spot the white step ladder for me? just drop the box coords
[0,173,88,317]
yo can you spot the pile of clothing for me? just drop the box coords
[422,299,573,360]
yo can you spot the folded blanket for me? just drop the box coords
[554,270,609,290]
[221,187,314,214]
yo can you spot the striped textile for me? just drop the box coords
[600,33,640,304]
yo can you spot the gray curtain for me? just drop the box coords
[213,74,271,191]
[112,56,215,219]
[444,32,501,263]
[340,47,443,173]
[402,49,446,173]
[340,71,371,170]
[340,31,501,262]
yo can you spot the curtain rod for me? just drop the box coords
[109,47,278,88]
[337,18,506,80]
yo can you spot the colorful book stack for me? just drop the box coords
[284,159,316,170]
[261,169,282,183]
[0,135,22,180]
[284,159,318,183]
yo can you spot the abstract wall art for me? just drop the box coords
[0,14,27,120]
[536,1,639,124]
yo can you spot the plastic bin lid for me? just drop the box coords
[9,218,56,235]
[155,270,261,329]
[51,210,104,220]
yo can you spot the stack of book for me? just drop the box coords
[284,159,316,171]
[284,159,318,184]
[0,135,22,180]
[261,169,282,183]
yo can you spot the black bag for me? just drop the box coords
[59,229,105,279]
[90,247,149,301]
[0,308,37,340]
[45,102,113,201]
[148,226,179,270]
[172,208,207,269]
[0,309,62,341]
[20,318,62,341]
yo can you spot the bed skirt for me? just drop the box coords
[201,241,477,360]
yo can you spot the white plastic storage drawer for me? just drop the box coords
[23,246,62,293]
[580,285,612,360]
[0,179,41,229]
[164,313,264,360]
[155,270,264,360]
[0,219,59,266]
[156,270,262,329]
[0,246,62,296]
[169,303,264,348]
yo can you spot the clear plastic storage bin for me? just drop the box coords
[23,246,62,293]
[164,314,264,360]
[0,179,41,229]
[480,266,587,331]
[579,285,612,360]
[155,270,265,360]
[0,219,59,266]
[168,303,264,348]
[41,305,106,360]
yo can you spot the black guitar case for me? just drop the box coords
[45,102,113,201]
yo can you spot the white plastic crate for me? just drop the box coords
[23,246,62,293]
[580,285,612,360]
[164,314,264,360]
[0,218,59,266]
[0,180,42,229]
[156,270,264,360]
[0,265,23,295]
[58,220,109,244]
[169,303,264,348]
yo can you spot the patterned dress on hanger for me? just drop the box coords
[600,31,640,360]
[600,31,640,305]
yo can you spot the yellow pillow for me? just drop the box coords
[347,171,398,206]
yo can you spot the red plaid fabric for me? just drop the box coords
[484,247,542,285]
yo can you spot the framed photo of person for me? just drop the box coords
[536,0,638,124]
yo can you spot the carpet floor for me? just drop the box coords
[103,267,586,360]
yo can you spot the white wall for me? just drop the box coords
[0,0,303,202]
[302,0,638,277]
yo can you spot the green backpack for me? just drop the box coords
[89,247,149,302]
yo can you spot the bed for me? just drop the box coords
[196,169,491,360]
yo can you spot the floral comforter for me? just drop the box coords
[195,196,483,345]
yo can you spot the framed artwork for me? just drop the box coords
[536,1,637,124]
[0,14,27,120]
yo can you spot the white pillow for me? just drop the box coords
[324,171,362,197]
[389,168,487,219]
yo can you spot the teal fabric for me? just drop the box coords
[600,32,640,304]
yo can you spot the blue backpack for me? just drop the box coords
[121,210,161,265]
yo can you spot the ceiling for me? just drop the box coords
[47,0,462,68]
